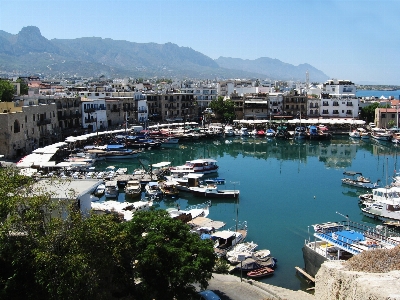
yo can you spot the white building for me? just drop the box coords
[312,79,359,119]
[180,82,217,111]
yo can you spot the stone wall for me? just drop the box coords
[315,261,400,300]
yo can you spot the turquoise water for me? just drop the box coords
[357,89,400,99]
[94,136,400,291]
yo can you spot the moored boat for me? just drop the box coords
[170,158,219,175]
[125,180,142,198]
[341,171,380,189]
[189,183,239,198]
[104,180,119,198]
[94,183,106,197]
[247,266,274,278]
[302,220,400,277]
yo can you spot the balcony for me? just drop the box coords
[138,109,147,113]
[84,108,96,113]
[37,119,51,126]
[111,108,120,112]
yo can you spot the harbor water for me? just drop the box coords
[94,135,400,291]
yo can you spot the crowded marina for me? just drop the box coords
[9,118,400,290]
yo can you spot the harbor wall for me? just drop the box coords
[314,261,400,300]
[302,245,327,278]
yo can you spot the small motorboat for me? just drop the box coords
[247,266,274,278]
[94,183,106,197]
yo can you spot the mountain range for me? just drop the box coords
[0,26,329,82]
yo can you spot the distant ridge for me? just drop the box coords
[215,57,329,82]
[0,26,330,81]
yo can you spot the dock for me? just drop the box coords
[295,266,315,283]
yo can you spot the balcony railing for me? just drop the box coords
[84,108,96,113]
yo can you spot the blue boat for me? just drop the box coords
[302,220,400,277]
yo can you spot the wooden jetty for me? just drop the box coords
[295,266,315,283]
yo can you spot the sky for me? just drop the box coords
[1,0,399,85]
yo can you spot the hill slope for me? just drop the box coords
[0,26,329,81]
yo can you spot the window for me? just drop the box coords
[382,113,386,118]
[14,120,20,133]
[333,110,339,114]
[333,101,339,106]
[323,101,329,106]
[322,110,328,114]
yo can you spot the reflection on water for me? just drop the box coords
[93,135,400,291]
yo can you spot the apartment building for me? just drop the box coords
[318,79,359,119]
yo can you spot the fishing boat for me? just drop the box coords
[210,221,248,258]
[104,181,119,198]
[341,171,380,189]
[302,219,400,277]
[159,180,180,197]
[170,159,219,175]
[189,183,239,198]
[371,128,392,141]
[265,128,275,137]
[256,130,265,137]
[247,266,274,278]
[124,180,142,198]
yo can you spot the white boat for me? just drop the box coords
[341,171,380,189]
[125,180,142,198]
[105,180,119,198]
[240,127,249,136]
[94,183,106,197]
[189,183,240,198]
[302,220,400,277]
[144,181,163,198]
[210,221,248,258]
[165,173,204,191]
[349,129,361,138]
[224,125,234,137]
[371,128,392,141]
[226,241,258,264]
[170,158,218,175]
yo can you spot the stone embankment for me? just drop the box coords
[315,261,400,300]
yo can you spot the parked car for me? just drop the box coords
[198,290,221,300]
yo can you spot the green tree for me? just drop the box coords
[209,96,235,123]
[360,102,383,123]
[16,78,29,95]
[0,80,15,102]
[123,210,215,299]
[0,168,215,300]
